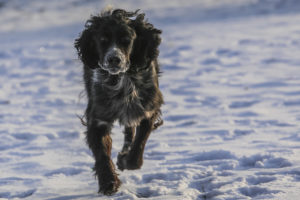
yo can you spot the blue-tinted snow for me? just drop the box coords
[1,0,300,199]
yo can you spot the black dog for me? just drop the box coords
[75,9,163,195]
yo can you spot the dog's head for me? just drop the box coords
[75,9,162,75]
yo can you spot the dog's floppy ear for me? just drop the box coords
[75,24,99,69]
[130,13,162,69]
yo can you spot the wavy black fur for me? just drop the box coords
[75,9,163,195]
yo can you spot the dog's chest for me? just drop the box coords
[110,76,147,126]
[94,72,148,126]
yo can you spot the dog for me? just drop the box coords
[75,9,163,195]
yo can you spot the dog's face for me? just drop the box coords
[93,19,136,75]
[75,10,162,74]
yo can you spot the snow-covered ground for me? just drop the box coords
[1,0,300,199]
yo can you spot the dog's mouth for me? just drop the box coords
[98,61,129,75]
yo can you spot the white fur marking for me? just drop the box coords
[96,119,108,127]
[92,69,99,83]
[100,44,128,74]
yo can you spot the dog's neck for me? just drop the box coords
[93,69,132,93]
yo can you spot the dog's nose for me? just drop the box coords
[108,56,121,65]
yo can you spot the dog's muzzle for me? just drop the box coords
[99,47,128,75]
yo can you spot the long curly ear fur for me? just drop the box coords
[75,22,99,69]
[129,12,162,69]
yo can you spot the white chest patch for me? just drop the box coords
[92,69,99,83]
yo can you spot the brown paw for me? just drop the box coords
[98,176,121,195]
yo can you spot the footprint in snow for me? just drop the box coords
[239,154,292,169]
[239,186,281,198]
[246,176,277,185]
[136,187,160,198]
[142,171,184,183]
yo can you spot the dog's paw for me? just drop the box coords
[117,151,143,171]
[117,151,127,171]
[98,175,121,195]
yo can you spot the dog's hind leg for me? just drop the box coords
[117,117,154,170]
[86,119,121,195]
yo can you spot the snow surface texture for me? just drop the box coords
[1,0,300,199]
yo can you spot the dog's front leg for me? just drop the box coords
[121,126,136,152]
[117,126,135,171]
[86,119,121,195]
[117,118,154,170]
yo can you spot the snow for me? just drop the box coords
[1,0,300,199]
